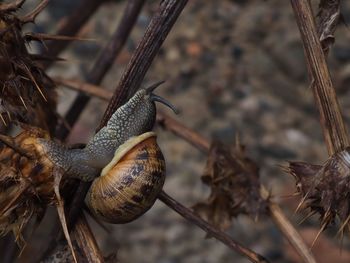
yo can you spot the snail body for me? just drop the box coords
[40,81,176,181]
[86,132,165,223]
[38,82,177,223]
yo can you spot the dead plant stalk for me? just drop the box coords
[291,0,348,155]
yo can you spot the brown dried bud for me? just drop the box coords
[288,148,350,234]
[0,128,55,244]
[0,1,57,133]
[193,141,268,231]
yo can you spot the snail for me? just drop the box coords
[86,131,165,223]
[40,81,178,223]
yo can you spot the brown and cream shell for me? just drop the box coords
[86,132,166,224]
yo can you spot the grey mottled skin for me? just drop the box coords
[85,89,156,168]
[40,89,158,182]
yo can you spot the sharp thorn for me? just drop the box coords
[0,114,7,126]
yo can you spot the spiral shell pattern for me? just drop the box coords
[86,132,165,223]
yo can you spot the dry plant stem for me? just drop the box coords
[25,32,95,42]
[260,189,316,263]
[291,0,348,155]
[73,215,104,263]
[158,191,269,263]
[42,0,109,69]
[98,0,189,130]
[19,0,48,24]
[57,80,317,263]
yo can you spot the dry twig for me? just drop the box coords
[97,0,189,129]
[72,215,105,263]
[287,0,350,247]
[159,191,269,263]
[19,0,48,24]
[291,0,348,155]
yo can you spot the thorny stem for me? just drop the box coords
[19,0,48,24]
[291,0,348,155]
[57,79,317,263]
[158,191,269,263]
[25,32,95,42]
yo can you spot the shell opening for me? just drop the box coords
[100,131,156,177]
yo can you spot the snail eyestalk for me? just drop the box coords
[145,80,166,93]
[151,94,179,114]
[145,81,180,114]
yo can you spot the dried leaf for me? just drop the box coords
[316,0,341,53]
[0,128,55,244]
[193,141,268,231]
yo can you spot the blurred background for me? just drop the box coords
[8,0,350,262]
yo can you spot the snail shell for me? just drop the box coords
[85,131,165,223]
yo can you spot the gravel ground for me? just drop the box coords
[13,0,350,262]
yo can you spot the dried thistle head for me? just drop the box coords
[288,148,350,236]
[0,0,57,133]
[193,141,268,231]
[0,127,56,244]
